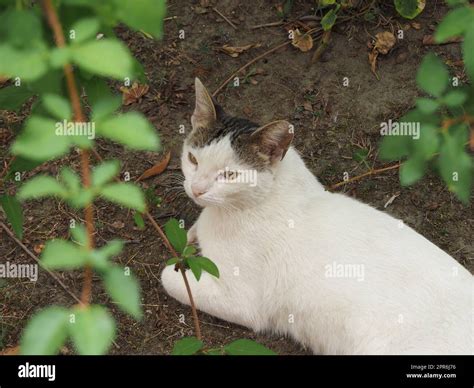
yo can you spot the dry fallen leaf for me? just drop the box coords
[368,31,396,77]
[33,243,44,254]
[219,43,261,57]
[303,100,313,112]
[136,151,171,182]
[111,220,125,229]
[120,82,149,106]
[368,50,378,76]
[291,29,313,52]
[374,31,396,55]
[411,22,421,30]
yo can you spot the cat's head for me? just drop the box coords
[182,78,294,209]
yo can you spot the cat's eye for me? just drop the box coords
[188,152,198,166]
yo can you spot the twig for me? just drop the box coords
[0,221,82,304]
[212,40,291,97]
[250,20,284,29]
[90,148,203,340]
[0,223,121,351]
[212,7,237,30]
[328,162,401,190]
[212,27,322,97]
[42,0,94,306]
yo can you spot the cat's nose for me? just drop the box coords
[191,185,207,197]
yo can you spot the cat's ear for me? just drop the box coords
[191,77,216,129]
[250,120,294,164]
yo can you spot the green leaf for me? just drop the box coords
[4,9,42,48]
[166,257,179,266]
[100,183,146,212]
[89,240,123,270]
[29,69,63,95]
[92,160,120,186]
[103,266,142,319]
[416,98,439,114]
[70,224,88,247]
[412,123,440,160]
[194,256,219,278]
[171,337,203,355]
[224,339,276,355]
[164,218,187,254]
[49,47,72,68]
[321,5,339,31]
[438,130,472,203]
[0,44,48,81]
[183,245,197,257]
[113,0,166,39]
[352,148,369,162]
[42,94,72,121]
[186,257,202,281]
[443,90,467,107]
[133,212,145,230]
[435,7,473,43]
[70,17,100,44]
[69,305,116,355]
[97,240,124,258]
[97,112,160,151]
[60,167,81,192]
[0,86,35,112]
[71,39,134,80]
[394,0,425,19]
[11,116,72,161]
[67,188,95,209]
[416,53,449,97]
[17,176,67,200]
[463,24,474,81]
[20,307,69,355]
[379,132,411,161]
[7,157,42,177]
[82,77,114,107]
[0,195,23,239]
[91,95,121,122]
[399,157,426,186]
[41,239,88,270]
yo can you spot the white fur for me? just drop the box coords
[162,133,473,355]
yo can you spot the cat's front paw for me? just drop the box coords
[161,265,189,305]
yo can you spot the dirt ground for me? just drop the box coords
[1,0,473,355]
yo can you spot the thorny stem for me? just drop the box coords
[42,0,93,306]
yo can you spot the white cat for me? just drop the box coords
[161,78,473,355]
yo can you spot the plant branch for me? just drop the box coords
[91,148,202,340]
[42,0,94,306]
[328,162,401,190]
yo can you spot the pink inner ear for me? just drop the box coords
[251,121,294,164]
[261,138,285,163]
